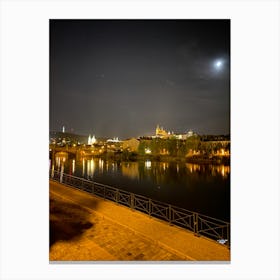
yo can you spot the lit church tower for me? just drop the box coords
[156,124,168,138]
[156,124,160,136]
[62,126,65,133]
[88,135,96,145]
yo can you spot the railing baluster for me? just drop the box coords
[168,205,172,224]
[194,213,199,236]
[131,193,134,210]
[227,224,230,248]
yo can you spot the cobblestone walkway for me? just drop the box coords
[50,180,230,261]
[50,192,187,261]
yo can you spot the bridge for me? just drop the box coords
[49,144,97,160]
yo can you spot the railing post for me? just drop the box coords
[116,189,119,204]
[149,199,151,216]
[193,213,199,236]
[103,186,106,200]
[169,205,172,224]
[227,224,230,248]
[60,171,63,183]
[131,193,134,210]
[92,183,95,194]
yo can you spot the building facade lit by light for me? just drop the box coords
[107,137,120,143]
[155,125,196,139]
[88,134,96,145]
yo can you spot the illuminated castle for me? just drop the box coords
[156,125,170,138]
[155,125,195,139]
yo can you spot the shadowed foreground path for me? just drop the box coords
[50,180,230,261]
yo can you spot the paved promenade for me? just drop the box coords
[49,180,230,261]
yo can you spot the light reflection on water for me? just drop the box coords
[51,156,230,220]
[186,163,230,178]
[122,162,139,179]
[53,156,230,181]
[145,160,151,169]
[86,159,94,179]
[72,159,75,174]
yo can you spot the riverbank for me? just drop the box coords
[97,153,230,165]
[50,180,230,261]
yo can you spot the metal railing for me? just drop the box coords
[50,170,230,247]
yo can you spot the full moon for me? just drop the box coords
[216,61,222,67]
[214,59,223,70]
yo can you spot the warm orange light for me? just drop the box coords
[145,160,151,169]
[145,148,151,154]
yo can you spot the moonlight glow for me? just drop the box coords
[214,59,223,70]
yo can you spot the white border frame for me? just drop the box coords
[1,0,279,279]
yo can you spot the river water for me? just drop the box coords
[50,156,230,221]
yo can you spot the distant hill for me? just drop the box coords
[49,131,88,144]
[200,134,230,141]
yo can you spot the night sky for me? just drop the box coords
[50,20,230,139]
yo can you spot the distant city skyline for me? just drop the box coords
[51,124,229,139]
[50,20,230,139]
